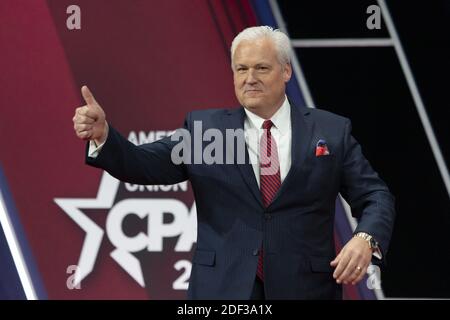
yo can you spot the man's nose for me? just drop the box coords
[245,69,258,84]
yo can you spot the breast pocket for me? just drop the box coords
[311,154,337,176]
[313,154,335,164]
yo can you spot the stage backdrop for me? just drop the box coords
[0,0,369,299]
[0,0,257,299]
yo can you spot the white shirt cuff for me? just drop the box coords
[88,140,105,158]
[373,248,382,260]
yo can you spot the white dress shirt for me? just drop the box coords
[243,96,292,187]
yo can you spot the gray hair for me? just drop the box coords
[230,26,292,66]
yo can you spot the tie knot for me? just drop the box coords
[262,120,273,130]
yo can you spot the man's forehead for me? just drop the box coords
[235,38,274,52]
[234,38,277,63]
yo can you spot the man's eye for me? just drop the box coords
[258,66,268,71]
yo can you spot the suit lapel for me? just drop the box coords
[222,103,314,209]
[268,103,315,208]
[223,108,263,208]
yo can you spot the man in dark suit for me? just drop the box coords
[72,26,395,299]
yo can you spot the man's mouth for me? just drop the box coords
[244,89,262,94]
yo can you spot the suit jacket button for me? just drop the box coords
[252,249,259,256]
[265,214,272,220]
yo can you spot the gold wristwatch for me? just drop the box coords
[353,232,379,250]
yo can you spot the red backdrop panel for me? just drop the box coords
[0,0,255,299]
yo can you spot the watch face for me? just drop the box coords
[370,238,378,248]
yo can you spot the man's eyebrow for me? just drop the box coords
[235,63,271,68]
[255,63,271,67]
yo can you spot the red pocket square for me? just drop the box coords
[315,139,330,156]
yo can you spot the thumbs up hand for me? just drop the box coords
[73,85,108,145]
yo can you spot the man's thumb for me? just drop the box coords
[81,85,98,106]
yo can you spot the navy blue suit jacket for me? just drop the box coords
[86,103,395,299]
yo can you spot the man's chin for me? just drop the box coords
[242,97,263,110]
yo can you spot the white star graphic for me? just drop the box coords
[54,172,145,287]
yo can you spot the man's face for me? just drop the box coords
[233,38,292,114]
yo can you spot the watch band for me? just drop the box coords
[353,232,378,249]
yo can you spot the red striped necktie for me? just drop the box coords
[257,120,281,281]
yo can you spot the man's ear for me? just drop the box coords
[284,63,292,82]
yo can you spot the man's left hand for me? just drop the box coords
[330,237,372,285]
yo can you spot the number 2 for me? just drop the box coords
[172,260,191,290]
